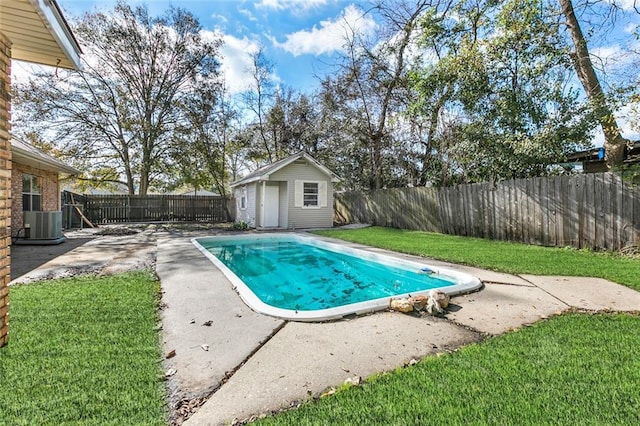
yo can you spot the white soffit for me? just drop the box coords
[0,0,82,69]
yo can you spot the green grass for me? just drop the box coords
[313,227,640,291]
[0,272,167,425]
[258,313,640,425]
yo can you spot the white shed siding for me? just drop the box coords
[248,184,258,226]
[254,182,263,227]
[270,162,333,228]
[234,184,257,227]
[278,181,288,228]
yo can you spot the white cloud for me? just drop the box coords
[238,8,258,22]
[616,101,640,138]
[589,42,638,73]
[591,44,623,63]
[10,60,41,85]
[624,22,638,34]
[271,4,377,56]
[210,13,228,24]
[256,0,329,12]
[606,0,638,11]
[207,31,263,95]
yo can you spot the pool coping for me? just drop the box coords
[191,233,482,321]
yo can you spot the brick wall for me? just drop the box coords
[11,164,60,235]
[0,32,12,348]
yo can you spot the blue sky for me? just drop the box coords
[53,0,377,95]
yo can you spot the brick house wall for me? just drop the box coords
[11,164,60,236]
[0,32,12,348]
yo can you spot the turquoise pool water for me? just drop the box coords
[196,235,456,312]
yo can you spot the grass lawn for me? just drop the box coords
[313,226,640,291]
[0,271,166,425]
[258,313,640,425]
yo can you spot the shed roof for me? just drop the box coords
[1,0,82,69]
[12,138,79,175]
[231,152,341,188]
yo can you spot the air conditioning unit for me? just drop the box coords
[23,211,63,240]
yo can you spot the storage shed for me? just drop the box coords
[231,152,340,229]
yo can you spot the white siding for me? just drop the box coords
[234,184,257,227]
[253,182,262,227]
[270,161,334,229]
[278,181,288,228]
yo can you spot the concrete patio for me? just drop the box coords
[10,224,640,425]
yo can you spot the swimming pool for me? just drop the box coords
[193,233,481,321]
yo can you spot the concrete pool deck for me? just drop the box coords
[10,225,640,425]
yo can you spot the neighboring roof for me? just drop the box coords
[231,152,341,188]
[12,138,79,175]
[0,0,82,69]
[62,183,129,195]
[179,189,219,196]
[566,141,640,164]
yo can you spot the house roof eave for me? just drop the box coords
[1,0,82,70]
[12,139,80,175]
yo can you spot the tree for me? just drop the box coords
[14,1,222,194]
[457,0,593,181]
[324,0,435,190]
[241,47,279,164]
[173,78,238,201]
[559,0,630,169]
[409,0,594,184]
[262,89,324,155]
[407,1,482,186]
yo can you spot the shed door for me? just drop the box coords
[263,185,280,227]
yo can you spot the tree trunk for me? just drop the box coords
[125,168,135,195]
[560,0,627,169]
[139,172,149,196]
[371,134,383,190]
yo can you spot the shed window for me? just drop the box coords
[294,180,328,208]
[240,188,247,210]
[22,174,41,211]
[303,182,318,207]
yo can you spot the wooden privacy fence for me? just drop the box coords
[335,172,640,251]
[62,191,233,225]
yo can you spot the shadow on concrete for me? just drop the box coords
[10,238,94,281]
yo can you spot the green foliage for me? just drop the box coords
[409,0,596,185]
[616,163,640,187]
[232,220,251,231]
[308,2,436,190]
[172,77,239,198]
[313,227,640,291]
[257,313,640,425]
[0,272,166,424]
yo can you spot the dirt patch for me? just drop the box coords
[10,223,234,284]
[96,227,140,236]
